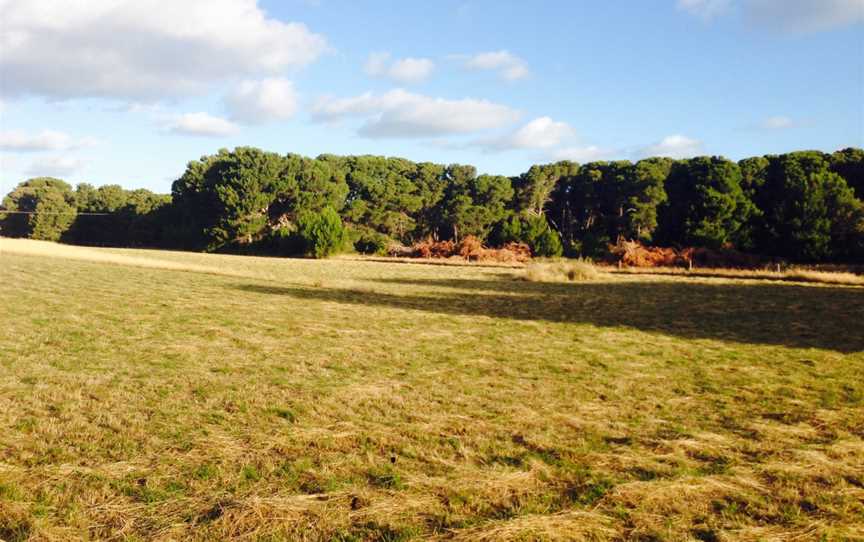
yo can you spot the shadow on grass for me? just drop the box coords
[235,277,864,353]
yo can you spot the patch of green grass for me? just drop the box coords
[0,482,23,501]
[366,465,404,489]
[267,406,297,423]
[240,465,261,482]
[192,463,220,481]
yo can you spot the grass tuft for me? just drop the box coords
[524,258,600,282]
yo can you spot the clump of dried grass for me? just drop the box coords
[525,259,600,282]
[450,510,617,541]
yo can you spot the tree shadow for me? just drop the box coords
[234,278,864,353]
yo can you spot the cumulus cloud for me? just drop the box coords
[676,0,732,19]
[168,113,239,137]
[459,50,529,81]
[480,117,575,151]
[638,134,703,158]
[364,53,391,78]
[759,115,796,129]
[0,0,328,100]
[552,145,618,163]
[311,89,520,138]
[388,58,435,84]
[364,53,435,84]
[0,130,99,152]
[678,0,864,31]
[25,155,87,176]
[746,0,864,32]
[225,78,298,123]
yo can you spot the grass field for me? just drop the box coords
[1,239,863,541]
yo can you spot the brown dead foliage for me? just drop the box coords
[609,239,763,269]
[391,236,531,263]
[413,238,456,259]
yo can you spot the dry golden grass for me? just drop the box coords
[610,264,864,287]
[0,237,252,279]
[524,259,601,282]
[1,239,863,541]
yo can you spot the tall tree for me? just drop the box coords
[341,156,421,241]
[1,177,77,241]
[409,161,447,241]
[513,161,578,216]
[170,148,348,251]
[626,158,672,241]
[266,154,349,239]
[658,157,754,248]
[830,147,864,199]
[547,161,637,255]
[440,166,513,242]
[754,151,864,261]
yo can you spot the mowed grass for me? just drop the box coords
[1,239,863,541]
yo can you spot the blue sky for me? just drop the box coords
[1,0,862,195]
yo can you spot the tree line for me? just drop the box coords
[2,146,863,262]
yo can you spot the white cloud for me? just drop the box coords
[388,58,435,84]
[225,78,298,123]
[168,113,239,137]
[676,0,732,19]
[0,130,99,152]
[760,115,796,129]
[746,0,864,32]
[639,134,704,158]
[480,117,575,151]
[364,53,435,84]
[25,155,87,177]
[552,145,617,163]
[460,50,529,81]
[0,0,328,100]
[311,89,520,138]
[678,0,864,31]
[364,52,391,77]
[506,117,574,149]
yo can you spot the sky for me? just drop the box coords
[0,0,862,195]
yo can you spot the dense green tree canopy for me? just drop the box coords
[0,177,77,241]
[753,151,864,261]
[627,158,672,241]
[513,161,579,216]
[658,157,754,249]
[2,146,863,262]
[831,147,864,199]
[341,156,421,240]
[440,170,514,242]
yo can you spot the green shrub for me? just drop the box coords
[352,228,392,255]
[296,207,348,258]
[494,214,563,257]
[531,221,564,257]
